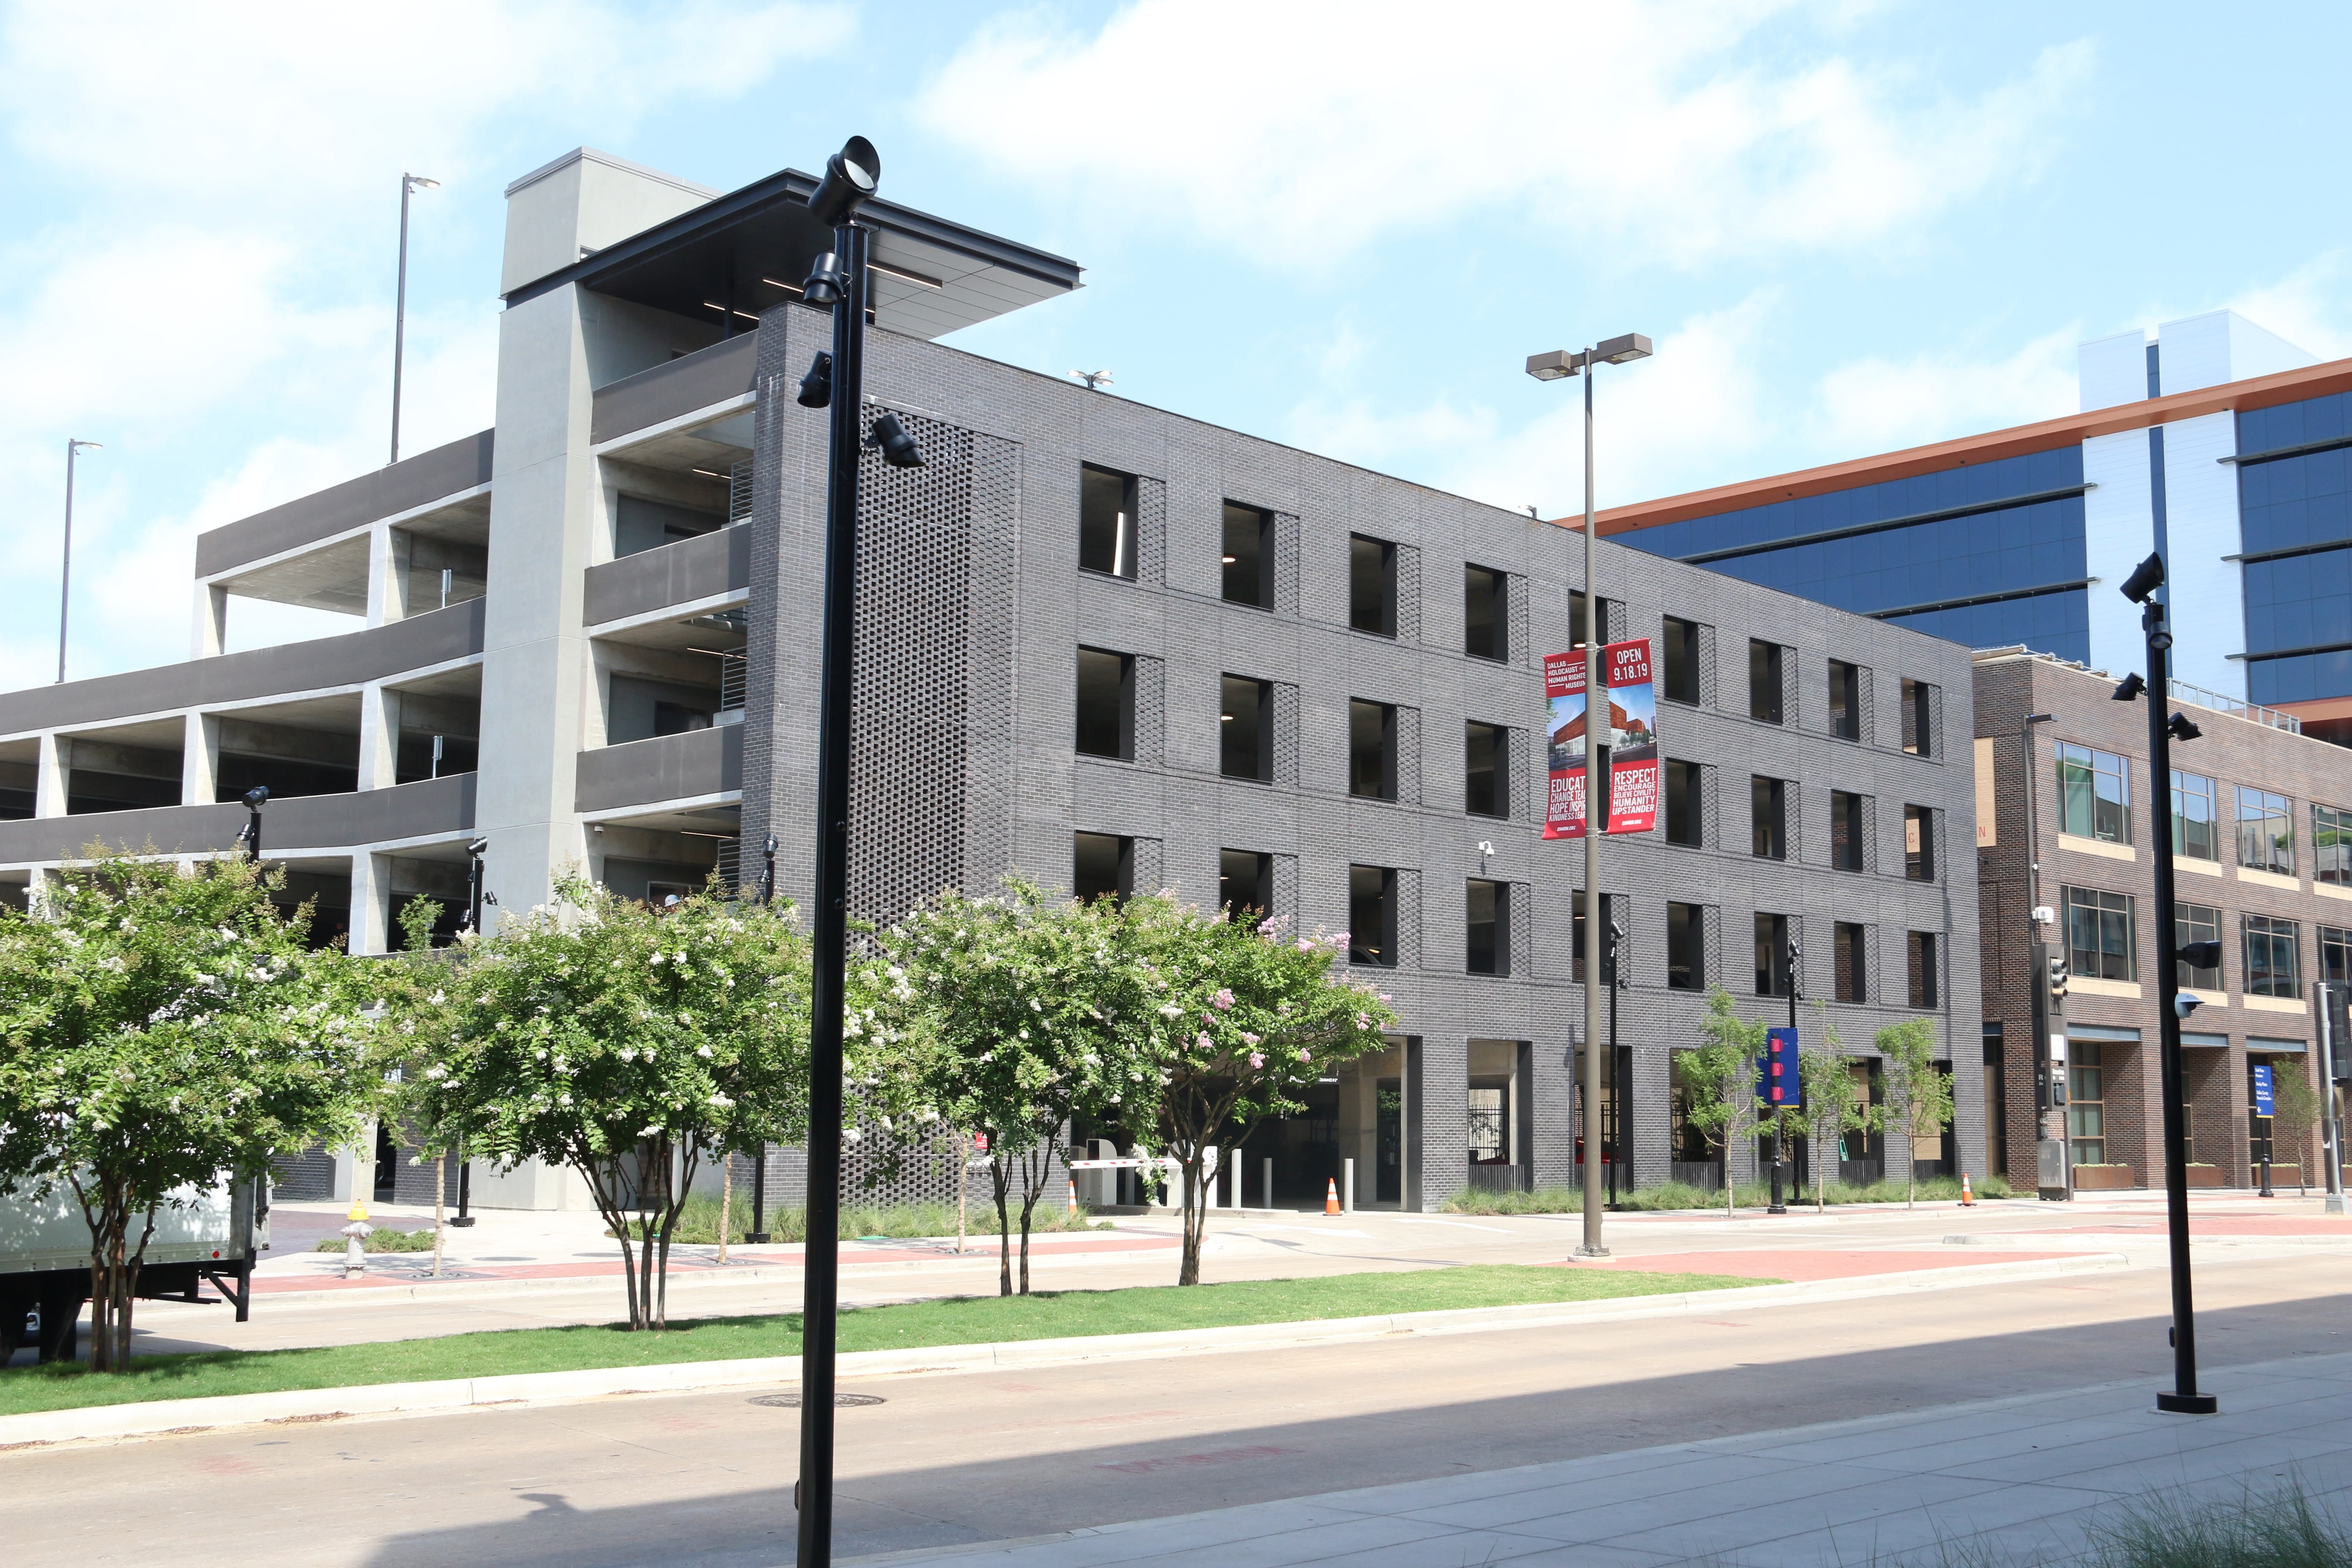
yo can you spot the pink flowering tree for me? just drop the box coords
[1122,897,1395,1285]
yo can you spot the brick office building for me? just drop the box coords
[1973,647,2350,1188]
[0,147,1984,1208]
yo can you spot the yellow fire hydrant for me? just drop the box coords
[341,1200,374,1278]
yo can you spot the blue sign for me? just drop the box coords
[2253,1063,2275,1119]
[1757,1026,1801,1108]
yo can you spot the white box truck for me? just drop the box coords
[0,1177,267,1363]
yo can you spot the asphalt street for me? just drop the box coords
[6,1238,2348,1566]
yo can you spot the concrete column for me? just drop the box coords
[349,852,392,955]
[34,733,67,818]
[357,683,400,790]
[192,583,227,659]
[181,713,220,805]
[366,521,410,628]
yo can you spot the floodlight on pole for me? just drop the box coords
[392,173,439,466]
[58,438,101,684]
[1526,329,1651,1259]
[238,785,269,864]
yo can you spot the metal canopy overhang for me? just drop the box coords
[501,166,1083,341]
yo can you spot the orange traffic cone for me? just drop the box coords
[1959,1172,1975,1207]
[1067,1183,1080,1218]
[1324,1178,1341,1216]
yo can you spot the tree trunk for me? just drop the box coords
[1178,1154,1207,1286]
[1906,1142,1917,1210]
[990,1155,1014,1297]
[718,1152,732,1265]
[956,1131,968,1256]
[1017,1148,1041,1296]
[432,1154,446,1278]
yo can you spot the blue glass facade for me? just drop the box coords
[2237,390,2352,704]
[1618,447,2091,662]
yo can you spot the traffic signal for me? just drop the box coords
[2047,955,2068,1008]
[2323,984,2352,1086]
[1757,1026,1801,1108]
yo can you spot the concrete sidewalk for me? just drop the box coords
[874,1352,2352,1567]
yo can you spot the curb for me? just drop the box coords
[0,1251,2127,1451]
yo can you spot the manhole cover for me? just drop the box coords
[751,1392,885,1408]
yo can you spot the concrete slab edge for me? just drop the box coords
[0,1251,2127,1451]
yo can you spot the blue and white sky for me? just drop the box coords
[5,1,2349,687]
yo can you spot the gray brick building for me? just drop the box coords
[0,147,1985,1208]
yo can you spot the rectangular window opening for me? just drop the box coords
[1908,931,1938,1009]
[1901,677,1934,757]
[1666,901,1704,992]
[1220,675,1272,782]
[1467,878,1507,975]
[1664,759,1701,846]
[1754,912,1791,997]
[1831,790,1866,872]
[1349,699,1398,800]
[1074,647,1133,760]
[2064,886,2137,982]
[1464,565,1507,662]
[1662,617,1702,704]
[1072,832,1132,904]
[2177,902,2222,991]
[2171,771,2220,862]
[2057,741,2132,845]
[1349,534,1397,637]
[1464,721,1506,818]
[1903,804,1934,882]
[1221,502,1272,609]
[1828,660,1861,741]
[2315,802,2352,887]
[2236,785,2294,876]
[1219,848,1271,925]
[1079,465,1137,579]
[2243,913,2302,998]
[1749,640,1784,724]
[1349,865,1398,967]
[1834,922,1867,1004]
[1751,776,1786,860]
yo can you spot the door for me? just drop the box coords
[1376,1079,1402,1203]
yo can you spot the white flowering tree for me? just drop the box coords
[1123,897,1395,1286]
[872,881,1147,1295]
[403,874,810,1330]
[0,851,378,1371]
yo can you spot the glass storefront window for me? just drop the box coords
[2068,1040,2104,1166]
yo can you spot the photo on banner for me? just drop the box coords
[1543,640,1658,840]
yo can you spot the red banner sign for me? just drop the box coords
[1543,639,1658,839]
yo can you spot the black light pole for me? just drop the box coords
[796,135,925,1568]
[747,833,779,1246]
[1605,917,1624,1206]
[391,173,439,465]
[1768,933,1798,1214]
[760,832,778,907]
[58,438,101,684]
[236,785,269,864]
[447,835,491,1228]
[2115,551,2218,1416]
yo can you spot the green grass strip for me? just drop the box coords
[0,1263,1761,1418]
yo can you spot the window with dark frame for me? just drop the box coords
[1752,775,1786,860]
[2057,741,2132,844]
[2316,803,2352,886]
[1834,922,1867,1003]
[1831,791,1865,871]
[1464,565,1506,661]
[2320,924,2351,987]
[2063,886,2136,981]
[1908,931,1938,1009]
[1349,534,1396,636]
[1074,647,1133,760]
[1078,465,1136,579]
[1219,849,1271,923]
[2243,913,2302,998]
[2176,902,2222,990]
[1349,699,1397,800]
[1901,677,1935,756]
[2171,770,2220,862]
[1754,912,1791,997]
[1220,675,1272,781]
[1664,759,1701,846]
[2237,785,2295,876]
[1903,804,1934,881]
[1349,865,1398,967]
[1221,502,1272,609]
[1466,879,1507,975]
[1661,617,1701,704]
[1828,660,1861,741]
[1072,832,1132,903]
[1666,901,1703,991]
[2069,1041,2106,1165]
[1749,640,1783,724]
[1464,722,1505,818]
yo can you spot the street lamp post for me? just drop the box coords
[2115,551,2218,1416]
[392,174,440,466]
[796,135,924,1568]
[1606,917,1625,1207]
[1769,934,1799,1213]
[1527,334,1651,1257]
[58,438,101,684]
[235,785,269,864]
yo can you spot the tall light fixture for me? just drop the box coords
[1527,332,1651,1258]
[391,173,440,465]
[236,785,269,864]
[58,438,101,683]
[2115,550,2218,1416]
[798,133,921,1568]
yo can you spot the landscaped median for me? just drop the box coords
[0,1264,1756,1423]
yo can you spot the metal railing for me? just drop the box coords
[728,459,753,524]
[2169,679,2302,735]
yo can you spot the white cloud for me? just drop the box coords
[0,0,852,683]
[2228,251,2352,362]
[923,0,2090,268]
[1810,325,2078,457]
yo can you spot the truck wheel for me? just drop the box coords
[36,1288,83,1364]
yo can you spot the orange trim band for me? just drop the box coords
[1550,356,2352,536]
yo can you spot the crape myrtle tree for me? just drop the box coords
[0,851,379,1372]
[1795,1001,1880,1213]
[1877,1016,1954,1210]
[2269,1060,2321,1195]
[1680,985,1768,1218]
[1125,899,1395,1286]
[403,874,811,1330]
[869,881,1145,1296]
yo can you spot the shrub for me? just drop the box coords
[1441,1172,2011,1216]
[606,1194,1111,1245]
